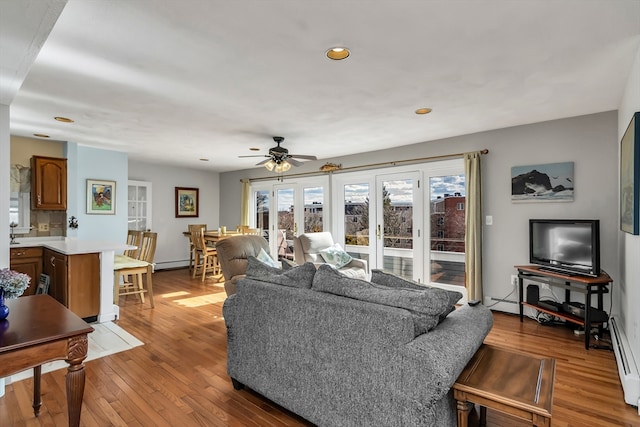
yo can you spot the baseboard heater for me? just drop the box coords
[610,316,640,411]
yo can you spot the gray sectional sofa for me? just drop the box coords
[223,259,493,426]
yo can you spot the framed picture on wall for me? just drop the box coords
[621,111,640,235]
[86,179,116,214]
[175,187,199,218]
[511,161,574,202]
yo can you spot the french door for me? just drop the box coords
[251,177,328,259]
[333,170,421,280]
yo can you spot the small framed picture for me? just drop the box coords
[87,179,116,214]
[175,187,199,218]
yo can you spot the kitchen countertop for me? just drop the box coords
[9,237,131,255]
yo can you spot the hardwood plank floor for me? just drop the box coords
[0,268,637,426]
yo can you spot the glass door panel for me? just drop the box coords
[376,175,417,280]
[429,174,465,286]
[342,183,371,265]
[254,189,270,240]
[127,180,152,231]
[276,187,295,258]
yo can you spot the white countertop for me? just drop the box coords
[10,237,130,255]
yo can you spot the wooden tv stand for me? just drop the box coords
[515,265,611,350]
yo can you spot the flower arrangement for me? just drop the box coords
[0,268,31,299]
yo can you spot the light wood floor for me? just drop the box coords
[0,268,637,426]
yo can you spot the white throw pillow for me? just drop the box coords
[257,248,280,268]
[319,243,353,269]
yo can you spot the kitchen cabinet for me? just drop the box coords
[43,247,100,319]
[31,155,67,210]
[9,246,43,297]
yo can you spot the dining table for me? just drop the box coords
[182,229,242,244]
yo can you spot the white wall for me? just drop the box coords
[128,160,220,269]
[219,111,619,314]
[618,46,640,367]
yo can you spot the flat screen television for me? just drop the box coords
[529,219,600,277]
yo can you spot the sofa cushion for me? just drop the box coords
[371,269,462,322]
[246,256,316,289]
[312,265,460,335]
[319,243,353,268]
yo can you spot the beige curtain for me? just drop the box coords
[240,179,250,227]
[464,152,483,301]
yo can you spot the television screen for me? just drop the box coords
[529,219,600,277]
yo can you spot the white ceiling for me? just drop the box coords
[4,0,640,172]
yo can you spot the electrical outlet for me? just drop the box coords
[510,274,518,289]
[38,223,49,232]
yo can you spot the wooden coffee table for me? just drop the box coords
[453,345,555,427]
[0,295,94,427]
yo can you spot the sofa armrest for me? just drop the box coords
[400,304,493,403]
[346,257,368,272]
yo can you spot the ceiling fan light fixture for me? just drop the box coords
[326,47,350,60]
[264,159,276,171]
[274,160,292,173]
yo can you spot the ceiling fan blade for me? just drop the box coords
[290,154,317,160]
[255,158,271,166]
[239,155,269,158]
[286,158,302,167]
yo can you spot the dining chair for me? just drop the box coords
[114,231,157,307]
[191,227,220,281]
[124,230,143,258]
[188,224,207,273]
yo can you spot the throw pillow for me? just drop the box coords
[319,243,353,269]
[245,256,316,289]
[370,269,462,322]
[312,265,460,335]
[256,248,280,268]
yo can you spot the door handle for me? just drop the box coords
[377,224,381,240]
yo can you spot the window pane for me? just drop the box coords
[430,175,465,286]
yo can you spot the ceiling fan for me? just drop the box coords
[240,136,317,172]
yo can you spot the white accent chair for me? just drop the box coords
[292,232,369,280]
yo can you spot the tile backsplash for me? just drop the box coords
[16,210,67,237]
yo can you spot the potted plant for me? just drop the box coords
[0,269,30,319]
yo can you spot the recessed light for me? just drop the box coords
[33,133,50,138]
[326,47,350,60]
[249,147,260,151]
[54,116,74,123]
[199,158,209,162]
[415,108,432,115]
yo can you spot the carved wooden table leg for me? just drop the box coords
[32,365,42,416]
[66,335,89,427]
[457,400,473,427]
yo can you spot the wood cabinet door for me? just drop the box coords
[67,253,100,319]
[31,156,67,210]
[10,247,43,297]
[43,248,68,306]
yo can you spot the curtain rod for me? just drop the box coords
[244,149,489,183]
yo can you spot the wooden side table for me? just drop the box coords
[0,295,94,427]
[453,345,555,427]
